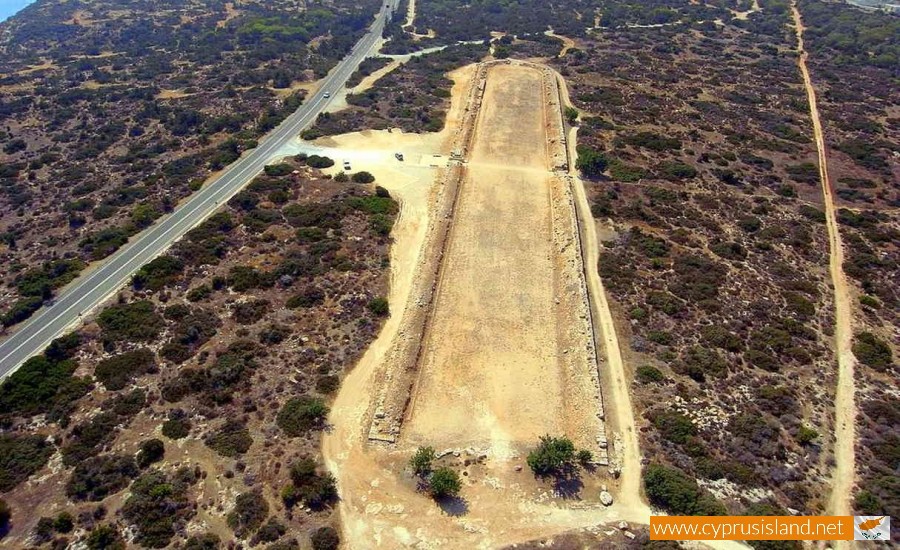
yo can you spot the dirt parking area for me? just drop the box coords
[403,64,602,457]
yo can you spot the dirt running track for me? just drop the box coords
[792,4,857,533]
[402,63,604,456]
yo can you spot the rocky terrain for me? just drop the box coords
[0,0,381,329]
[0,156,397,548]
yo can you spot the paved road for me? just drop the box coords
[0,1,397,376]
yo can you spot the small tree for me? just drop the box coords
[526,435,576,477]
[429,468,461,499]
[136,438,165,468]
[368,297,389,316]
[575,146,608,178]
[277,396,329,436]
[564,106,579,124]
[410,446,436,477]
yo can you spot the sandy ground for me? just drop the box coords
[791,4,857,532]
[401,63,603,457]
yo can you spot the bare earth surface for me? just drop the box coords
[402,64,601,456]
[791,2,857,528]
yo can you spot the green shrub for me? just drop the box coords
[316,374,340,394]
[853,490,882,515]
[410,446,436,477]
[186,284,213,302]
[368,297,389,316]
[678,346,727,382]
[575,146,608,177]
[636,365,665,383]
[624,131,681,151]
[232,299,270,324]
[94,349,156,390]
[658,161,698,180]
[162,416,191,440]
[132,255,184,291]
[251,518,286,545]
[66,454,139,501]
[0,434,54,492]
[859,295,880,309]
[526,435,576,477]
[227,491,269,538]
[700,325,743,352]
[286,287,325,308]
[650,410,697,444]
[310,526,340,550]
[608,159,646,182]
[136,439,165,468]
[305,155,334,169]
[643,463,726,515]
[97,300,164,342]
[277,397,329,436]
[85,524,126,550]
[796,426,818,446]
[852,332,893,371]
[53,511,74,533]
[183,534,221,550]
[429,467,461,499]
[205,420,252,457]
[264,163,293,176]
[1,296,43,327]
[351,171,375,183]
[0,355,86,419]
[122,468,197,547]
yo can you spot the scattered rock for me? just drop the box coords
[618,521,629,530]
[599,491,613,506]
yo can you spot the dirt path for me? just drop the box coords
[791,3,857,526]
[545,30,576,58]
[555,74,648,515]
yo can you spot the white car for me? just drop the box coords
[343,161,351,170]
[323,91,331,98]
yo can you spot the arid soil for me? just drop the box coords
[790,3,856,523]
[401,63,604,458]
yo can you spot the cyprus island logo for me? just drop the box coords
[854,516,890,541]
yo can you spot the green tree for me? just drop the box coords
[410,446,436,477]
[564,106,579,124]
[852,332,893,371]
[575,146,608,178]
[429,467,461,499]
[136,438,165,468]
[277,396,329,436]
[526,435,576,477]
